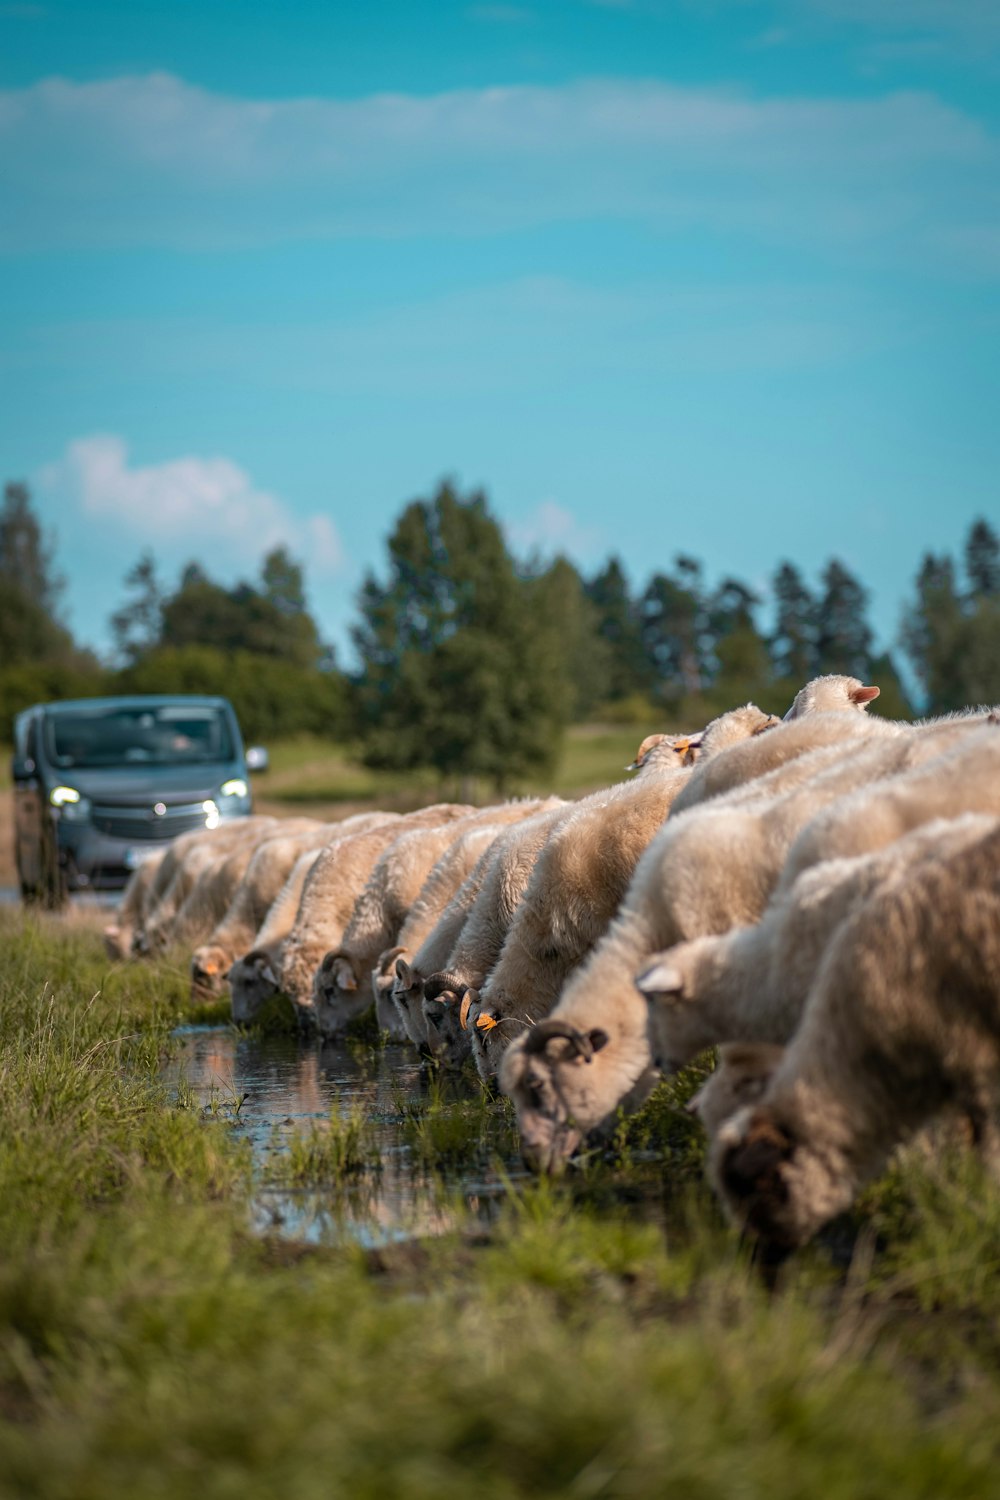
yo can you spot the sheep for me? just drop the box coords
[710,817,1000,1256]
[639,811,999,1073]
[280,804,473,1025]
[467,706,781,1083]
[687,1043,787,1138]
[229,846,328,1024]
[782,673,881,720]
[375,798,564,1044]
[419,802,575,1068]
[501,712,992,1170]
[313,802,543,1040]
[190,813,393,998]
[136,816,279,955]
[103,848,166,960]
[669,702,897,819]
[775,718,1000,895]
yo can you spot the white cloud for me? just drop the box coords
[0,72,993,263]
[508,499,605,560]
[40,434,343,574]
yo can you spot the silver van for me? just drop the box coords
[12,694,266,906]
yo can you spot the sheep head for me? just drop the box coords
[103,923,127,962]
[698,704,781,759]
[421,972,474,1067]
[636,939,736,1071]
[626,731,704,773]
[191,944,231,1000]
[712,1104,853,1254]
[313,949,369,1039]
[499,1019,612,1173]
[391,956,432,1048]
[228,948,280,1024]
[783,675,880,721]
[371,945,407,1006]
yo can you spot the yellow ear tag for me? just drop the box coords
[475,1013,498,1032]
[459,992,473,1031]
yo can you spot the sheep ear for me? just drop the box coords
[635,959,685,1001]
[587,1028,610,1054]
[332,956,358,992]
[395,956,413,988]
[850,684,880,705]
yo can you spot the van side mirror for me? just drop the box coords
[246,746,269,774]
[12,756,36,781]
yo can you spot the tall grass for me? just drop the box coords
[2,908,1000,1498]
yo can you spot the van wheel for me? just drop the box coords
[37,834,68,910]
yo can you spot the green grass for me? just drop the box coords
[3,909,1000,1499]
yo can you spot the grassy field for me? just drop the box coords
[2,909,1000,1497]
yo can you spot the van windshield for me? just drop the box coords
[45,705,236,770]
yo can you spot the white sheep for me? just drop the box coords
[501,712,991,1170]
[229,846,326,1024]
[710,816,1000,1256]
[639,811,999,1072]
[137,816,279,955]
[467,706,780,1083]
[782,674,881,720]
[279,804,471,1025]
[103,848,167,960]
[313,802,541,1040]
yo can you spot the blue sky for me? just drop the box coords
[2,0,998,670]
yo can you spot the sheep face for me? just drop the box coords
[636,941,727,1071]
[699,705,781,757]
[229,950,280,1024]
[688,1043,785,1137]
[712,1105,854,1253]
[391,957,431,1048]
[103,924,127,962]
[191,944,230,1000]
[627,731,704,773]
[499,1022,614,1173]
[313,951,370,1039]
[783,675,880,722]
[421,983,474,1069]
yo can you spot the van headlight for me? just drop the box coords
[216,778,250,815]
[50,786,91,820]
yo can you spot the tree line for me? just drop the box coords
[2,478,998,786]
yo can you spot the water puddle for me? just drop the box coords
[164,1026,527,1247]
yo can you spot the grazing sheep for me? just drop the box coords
[229,846,328,1024]
[669,703,897,818]
[137,816,279,955]
[376,799,564,1044]
[468,706,780,1082]
[103,848,166,960]
[279,804,472,1025]
[639,812,998,1072]
[501,713,991,1170]
[420,802,576,1068]
[711,817,1000,1256]
[776,718,1000,895]
[313,802,543,1040]
[626,731,704,772]
[190,813,392,998]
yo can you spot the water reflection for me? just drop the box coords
[165,1026,525,1247]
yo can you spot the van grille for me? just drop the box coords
[91,801,211,841]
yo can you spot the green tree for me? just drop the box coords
[110,552,165,666]
[529,555,611,720]
[353,481,570,790]
[0,482,82,669]
[584,557,648,699]
[639,556,706,698]
[964,518,1000,599]
[769,561,818,683]
[815,559,873,679]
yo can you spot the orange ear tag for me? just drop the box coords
[475,1013,498,1032]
